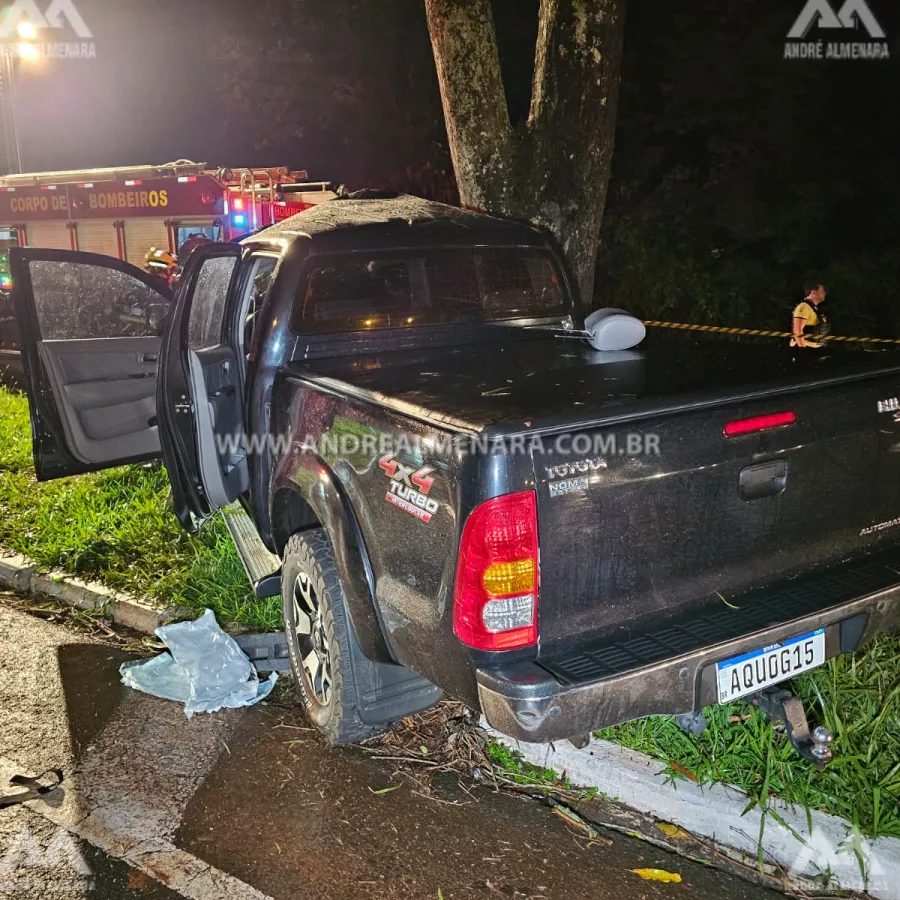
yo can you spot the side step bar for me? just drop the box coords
[222,505,282,598]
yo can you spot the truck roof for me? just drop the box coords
[250,195,553,253]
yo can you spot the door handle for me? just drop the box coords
[739,460,788,501]
[140,353,158,363]
[209,385,235,399]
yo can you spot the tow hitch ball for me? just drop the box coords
[751,686,834,768]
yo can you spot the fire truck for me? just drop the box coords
[0,160,337,379]
[0,160,337,271]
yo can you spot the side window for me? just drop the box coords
[242,257,277,358]
[187,256,239,350]
[28,260,170,339]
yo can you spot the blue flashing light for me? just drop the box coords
[232,214,247,228]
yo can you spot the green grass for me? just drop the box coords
[0,385,280,631]
[4,386,900,838]
[485,739,597,798]
[599,634,900,840]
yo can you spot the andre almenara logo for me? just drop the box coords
[785,0,889,60]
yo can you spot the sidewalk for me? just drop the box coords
[0,596,786,900]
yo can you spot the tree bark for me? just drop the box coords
[425,0,627,308]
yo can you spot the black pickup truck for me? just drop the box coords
[10,196,900,761]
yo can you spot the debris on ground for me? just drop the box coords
[658,822,693,840]
[120,608,276,717]
[631,868,683,883]
[0,769,63,808]
[550,803,613,846]
[361,701,492,799]
[362,701,594,807]
[0,590,159,651]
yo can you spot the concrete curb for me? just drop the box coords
[0,548,289,671]
[0,550,182,634]
[489,729,900,899]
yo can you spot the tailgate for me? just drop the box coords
[533,374,900,655]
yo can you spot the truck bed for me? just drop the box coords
[284,330,900,435]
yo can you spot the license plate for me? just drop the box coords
[715,629,825,704]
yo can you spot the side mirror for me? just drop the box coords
[584,308,646,352]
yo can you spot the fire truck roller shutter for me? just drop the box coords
[75,220,119,257]
[25,222,71,250]
[124,218,170,268]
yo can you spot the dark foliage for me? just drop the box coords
[597,0,900,334]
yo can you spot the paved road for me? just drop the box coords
[0,598,785,900]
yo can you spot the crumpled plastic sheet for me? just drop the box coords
[120,608,277,718]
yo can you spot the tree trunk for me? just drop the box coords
[425,0,627,308]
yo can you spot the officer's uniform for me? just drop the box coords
[790,300,829,348]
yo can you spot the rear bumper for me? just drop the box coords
[477,581,900,744]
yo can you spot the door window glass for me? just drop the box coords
[242,257,277,358]
[28,259,170,339]
[188,256,238,350]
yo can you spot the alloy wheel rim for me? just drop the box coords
[292,572,332,706]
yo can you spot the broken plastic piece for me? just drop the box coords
[120,609,277,718]
[675,710,707,735]
[0,769,63,808]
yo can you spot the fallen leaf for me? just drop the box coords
[657,822,692,840]
[668,761,697,782]
[631,868,683,883]
[728,714,753,724]
[368,785,401,795]
[715,591,739,610]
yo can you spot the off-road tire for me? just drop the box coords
[282,529,386,745]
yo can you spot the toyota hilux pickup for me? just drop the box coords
[10,196,900,763]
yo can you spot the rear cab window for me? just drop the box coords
[289,248,569,334]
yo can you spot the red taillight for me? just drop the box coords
[453,491,539,651]
[724,411,796,437]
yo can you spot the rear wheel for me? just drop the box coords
[282,529,386,745]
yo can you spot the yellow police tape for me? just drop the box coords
[643,320,900,346]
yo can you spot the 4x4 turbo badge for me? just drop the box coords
[379,455,438,523]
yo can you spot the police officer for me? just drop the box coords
[791,281,829,348]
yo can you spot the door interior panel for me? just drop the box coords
[38,337,161,464]
[187,347,248,507]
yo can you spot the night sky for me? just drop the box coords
[15,0,224,172]
[9,0,900,331]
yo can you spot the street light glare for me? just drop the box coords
[17,42,39,59]
[16,21,38,40]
